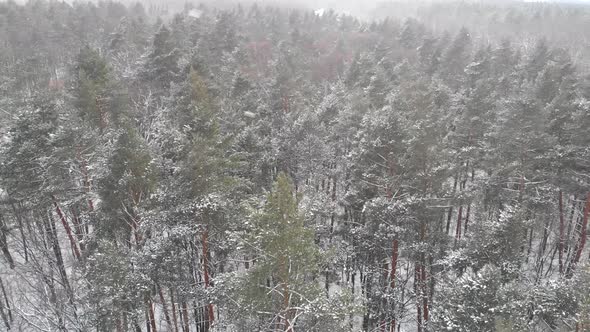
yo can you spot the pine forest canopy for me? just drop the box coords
[0,0,590,331]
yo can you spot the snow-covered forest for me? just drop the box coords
[1,0,590,331]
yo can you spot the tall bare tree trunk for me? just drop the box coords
[389,238,399,331]
[10,202,28,262]
[169,289,180,332]
[415,263,423,332]
[421,256,429,325]
[69,207,85,253]
[145,307,152,332]
[446,174,458,234]
[158,285,173,331]
[454,206,463,246]
[280,254,293,332]
[0,276,11,324]
[420,220,429,328]
[201,227,214,326]
[463,204,471,236]
[570,193,590,275]
[51,196,81,260]
[76,146,94,212]
[559,190,565,274]
[147,296,157,332]
[116,317,123,332]
[0,214,14,268]
[182,301,190,332]
[46,211,75,305]
[0,276,10,330]
[44,212,74,330]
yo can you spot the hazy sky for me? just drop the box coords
[7,0,590,6]
[6,0,590,14]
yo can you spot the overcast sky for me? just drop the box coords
[7,0,590,6]
[6,0,590,14]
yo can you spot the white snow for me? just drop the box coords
[188,9,203,18]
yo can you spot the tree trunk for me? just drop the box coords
[421,256,429,325]
[46,211,75,305]
[418,218,430,324]
[51,196,81,260]
[147,296,157,332]
[559,190,565,274]
[182,301,190,332]
[280,254,293,332]
[194,300,206,332]
[446,174,459,235]
[544,245,559,278]
[11,202,28,263]
[565,199,582,268]
[570,193,590,274]
[0,214,14,268]
[0,276,11,324]
[123,312,129,332]
[70,206,85,252]
[526,227,534,263]
[158,285,173,331]
[566,211,584,277]
[454,206,463,246]
[129,205,142,246]
[201,227,214,326]
[77,147,95,212]
[463,204,471,236]
[145,306,152,332]
[565,198,579,255]
[390,238,399,331]
[116,317,123,332]
[170,290,180,332]
[535,216,553,281]
[0,276,10,330]
[415,263,423,332]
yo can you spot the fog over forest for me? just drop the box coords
[1,0,590,331]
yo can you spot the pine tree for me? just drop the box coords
[238,173,321,330]
[141,24,181,95]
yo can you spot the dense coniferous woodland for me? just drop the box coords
[1,1,590,331]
